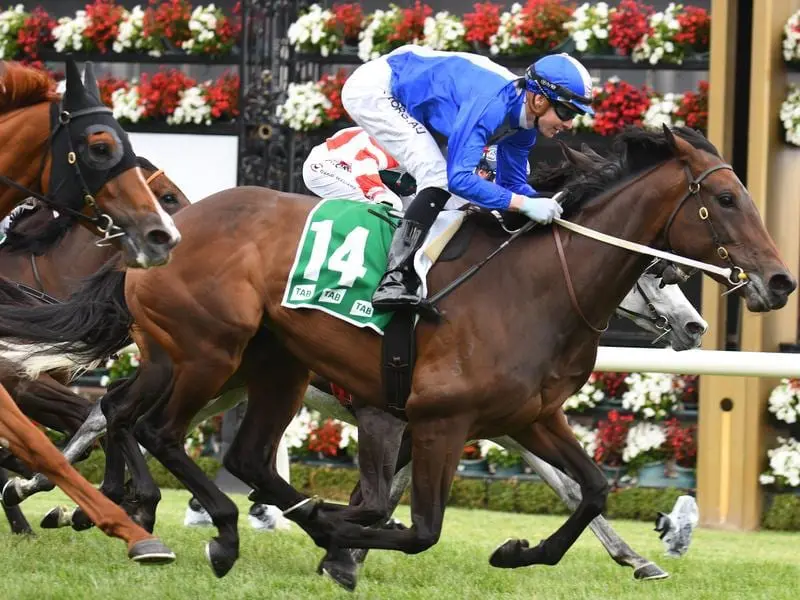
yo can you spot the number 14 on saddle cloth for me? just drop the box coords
[281,198,464,334]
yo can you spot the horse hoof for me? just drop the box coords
[129,538,176,564]
[489,538,530,569]
[350,548,368,564]
[70,507,95,531]
[205,539,237,578]
[41,506,71,529]
[1,479,24,507]
[634,562,670,581]
[319,554,359,592]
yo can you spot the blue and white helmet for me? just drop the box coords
[525,53,595,116]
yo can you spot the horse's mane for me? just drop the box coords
[1,157,157,256]
[541,127,720,216]
[0,62,59,116]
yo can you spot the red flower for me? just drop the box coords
[609,0,652,56]
[84,0,126,54]
[594,371,630,399]
[461,443,482,460]
[675,6,710,52]
[663,418,697,468]
[138,68,197,119]
[97,75,129,108]
[591,79,652,136]
[17,7,55,61]
[512,0,573,55]
[594,410,634,466]
[388,1,431,45]
[205,71,240,120]
[308,419,343,457]
[319,68,349,122]
[331,3,363,44]
[675,80,708,131]
[143,0,192,50]
[463,2,501,47]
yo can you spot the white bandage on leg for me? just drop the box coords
[341,57,449,192]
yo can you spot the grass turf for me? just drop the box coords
[1,489,798,599]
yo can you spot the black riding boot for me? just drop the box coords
[371,218,429,310]
[371,186,451,312]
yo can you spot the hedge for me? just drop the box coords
[72,453,800,531]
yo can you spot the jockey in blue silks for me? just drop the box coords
[341,45,595,311]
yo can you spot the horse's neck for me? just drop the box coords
[0,103,50,220]
[51,226,117,297]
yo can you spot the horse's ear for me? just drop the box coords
[82,62,101,103]
[560,142,595,170]
[580,144,604,161]
[63,59,85,106]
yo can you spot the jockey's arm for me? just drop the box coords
[446,99,532,211]
[351,144,404,211]
[495,132,537,197]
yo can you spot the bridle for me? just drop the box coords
[0,102,124,247]
[615,260,673,344]
[555,159,747,334]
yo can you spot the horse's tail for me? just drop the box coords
[0,259,132,378]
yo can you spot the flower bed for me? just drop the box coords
[781,86,800,147]
[286,1,710,66]
[0,0,241,61]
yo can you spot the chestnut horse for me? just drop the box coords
[0,57,182,562]
[0,159,189,534]
[0,127,793,583]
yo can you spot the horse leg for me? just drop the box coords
[0,467,33,535]
[131,363,242,578]
[4,399,107,505]
[495,435,668,580]
[489,412,609,569]
[0,384,173,563]
[315,414,470,561]
[13,374,91,436]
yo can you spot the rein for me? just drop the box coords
[0,104,124,245]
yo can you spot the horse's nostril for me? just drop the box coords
[685,321,707,336]
[145,228,173,247]
[768,273,797,296]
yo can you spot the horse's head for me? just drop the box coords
[51,60,180,267]
[135,157,191,215]
[658,126,796,312]
[618,262,707,351]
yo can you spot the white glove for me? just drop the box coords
[516,194,563,224]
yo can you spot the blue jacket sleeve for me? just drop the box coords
[446,96,522,211]
[496,131,537,197]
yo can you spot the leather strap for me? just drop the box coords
[553,225,609,334]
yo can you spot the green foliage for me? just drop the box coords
[762,493,800,531]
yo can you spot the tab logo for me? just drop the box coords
[290,284,316,301]
[320,288,346,305]
[350,300,374,318]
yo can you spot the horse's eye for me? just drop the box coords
[717,193,735,208]
[92,143,111,157]
[160,193,178,205]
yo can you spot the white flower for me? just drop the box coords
[111,85,145,123]
[0,4,28,59]
[643,93,686,130]
[358,7,407,62]
[621,372,682,420]
[781,87,800,147]
[284,408,318,450]
[183,4,232,55]
[760,437,800,489]
[289,4,342,57]
[563,373,605,412]
[767,378,800,424]
[422,12,466,51]
[632,3,686,65]
[571,422,597,457]
[339,422,358,450]
[52,11,89,53]
[783,10,800,62]
[276,81,332,131]
[114,6,147,53]
[167,85,213,126]
[623,422,666,463]
[489,3,527,56]
[564,2,611,55]
[99,375,110,387]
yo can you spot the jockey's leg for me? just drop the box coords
[341,54,451,310]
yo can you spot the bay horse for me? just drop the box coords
[0,158,189,534]
[0,127,792,584]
